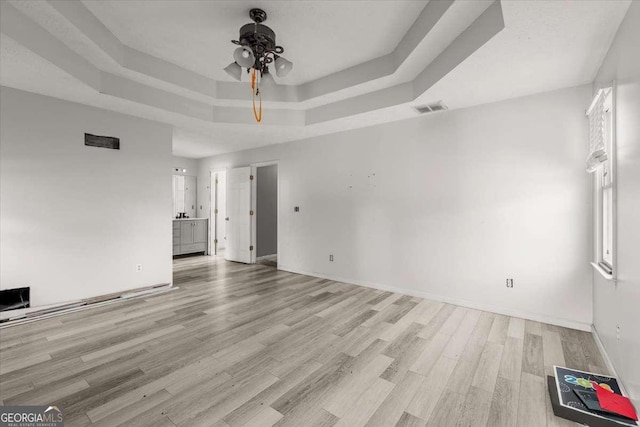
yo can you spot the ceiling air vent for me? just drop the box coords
[413,102,448,115]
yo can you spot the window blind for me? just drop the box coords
[586,89,607,173]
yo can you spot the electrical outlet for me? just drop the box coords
[616,324,621,341]
[506,278,514,288]
[136,264,143,273]
[329,254,334,262]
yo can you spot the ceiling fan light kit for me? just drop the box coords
[232,45,255,68]
[260,67,276,86]
[274,56,293,78]
[225,8,293,122]
[223,62,242,81]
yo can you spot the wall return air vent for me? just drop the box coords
[412,102,448,115]
[85,133,120,150]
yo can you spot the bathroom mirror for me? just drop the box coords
[173,174,197,219]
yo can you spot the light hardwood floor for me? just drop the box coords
[0,256,608,426]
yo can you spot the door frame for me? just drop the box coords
[250,160,280,266]
[209,168,227,256]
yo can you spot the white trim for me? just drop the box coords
[585,88,605,116]
[611,82,618,280]
[591,325,632,398]
[0,284,176,327]
[590,262,614,281]
[250,160,281,168]
[250,166,257,264]
[209,168,227,256]
[278,265,592,332]
[592,83,617,280]
[250,161,279,267]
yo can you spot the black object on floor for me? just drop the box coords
[548,376,637,427]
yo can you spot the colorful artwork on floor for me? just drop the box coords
[554,366,638,426]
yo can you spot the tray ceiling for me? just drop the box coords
[83,0,428,85]
[0,0,631,158]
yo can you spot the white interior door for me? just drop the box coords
[217,172,227,251]
[225,167,252,263]
[211,171,227,255]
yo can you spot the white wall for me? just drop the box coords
[0,87,173,311]
[591,1,640,399]
[172,155,198,177]
[199,84,593,329]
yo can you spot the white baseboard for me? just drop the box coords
[0,283,175,328]
[591,325,618,377]
[278,265,592,332]
[590,325,636,402]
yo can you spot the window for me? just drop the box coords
[590,87,615,276]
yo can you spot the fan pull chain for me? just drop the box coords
[251,69,262,123]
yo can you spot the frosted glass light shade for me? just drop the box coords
[233,46,255,68]
[274,56,293,77]
[224,62,242,81]
[260,69,276,86]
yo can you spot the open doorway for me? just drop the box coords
[210,170,227,256]
[255,164,278,267]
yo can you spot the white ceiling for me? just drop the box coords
[418,0,631,109]
[0,0,632,159]
[83,0,428,85]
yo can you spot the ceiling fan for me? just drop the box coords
[224,8,293,122]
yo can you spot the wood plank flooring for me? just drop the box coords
[0,256,609,426]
